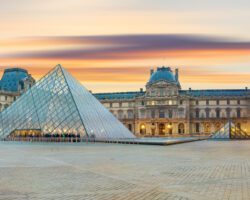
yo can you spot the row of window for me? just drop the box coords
[139,123,185,135]
[108,102,134,108]
[148,89,177,97]
[112,108,243,120]
[195,99,241,106]
[138,122,242,134]
[194,108,241,118]
[106,99,242,108]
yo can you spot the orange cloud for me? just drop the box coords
[0,34,249,91]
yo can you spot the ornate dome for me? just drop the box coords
[0,68,30,92]
[148,67,177,84]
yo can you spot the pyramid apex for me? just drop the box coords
[55,64,63,69]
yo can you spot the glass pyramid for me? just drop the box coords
[212,121,250,139]
[0,65,135,139]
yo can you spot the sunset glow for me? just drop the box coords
[0,0,249,92]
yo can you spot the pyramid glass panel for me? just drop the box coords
[62,67,135,139]
[212,121,250,139]
[0,65,134,139]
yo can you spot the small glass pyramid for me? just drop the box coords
[0,65,135,139]
[212,120,250,139]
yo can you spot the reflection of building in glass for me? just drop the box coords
[0,68,35,111]
[95,67,250,136]
[0,65,134,140]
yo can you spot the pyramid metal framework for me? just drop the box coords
[212,121,250,139]
[0,65,135,139]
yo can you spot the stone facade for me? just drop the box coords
[95,67,250,137]
[0,91,19,112]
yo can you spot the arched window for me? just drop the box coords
[205,108,210,118]
[151,110,155,118]
[128,124,132,131]
[195,109,199,118]
[168,110,173,118]
[178,108,184,118]
[237,108,241,118]
[195,123,200,133]
[200,110,205,118]
[204,123,210,133]
[140,109,145,119]
[118,110,123,119]
[216,108,220,118]
[127,110,133,119]
[236,123,241,129]
[159,123,165,135]
[140,124,146,135]
[226,108,230,118]
[178,123,185,134]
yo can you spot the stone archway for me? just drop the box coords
[178,123,185,134]
[158,123,165,135]
[140,124,146,135]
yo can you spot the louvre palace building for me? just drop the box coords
[95,67,250,137]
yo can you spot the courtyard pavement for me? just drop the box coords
[0,140,249,200]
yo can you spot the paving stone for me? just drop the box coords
[0,141,249,200]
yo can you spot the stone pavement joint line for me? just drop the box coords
[0,141,250,200]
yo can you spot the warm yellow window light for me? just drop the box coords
[141,124,146,129]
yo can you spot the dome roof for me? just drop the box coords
[0,68,30,92]
[148,67,177,84]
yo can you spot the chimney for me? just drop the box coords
[150,69,154,75]
[189,87,192,92]
[140,88,143,92]
[245,87,248,91]
[175,68,179,81]
[89,90,92,93]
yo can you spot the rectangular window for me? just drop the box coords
[159,111,165,118]
[140,110,145,118]
[151,110,155,118]
[195,123,200,133]
[237,109,241,118]
[206,100,209,105]
[169,110,173,118]
[206,109,209,118]
[216,109,220,118]
[196,110,199,118]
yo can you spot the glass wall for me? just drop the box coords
[0,65,134,139]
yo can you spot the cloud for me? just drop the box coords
[2,34,250,60]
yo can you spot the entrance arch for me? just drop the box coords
[140,124,146,135]
[158,123,165,135]
[178,123,185,134]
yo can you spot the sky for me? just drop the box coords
[0,0,249,92]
